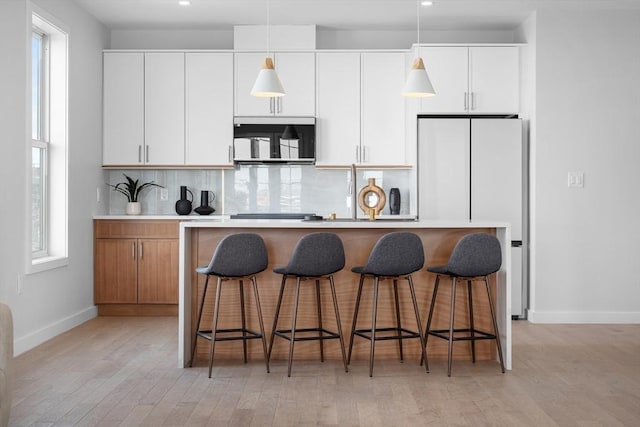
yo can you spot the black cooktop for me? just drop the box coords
[230,213,316,220]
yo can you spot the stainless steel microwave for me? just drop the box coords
[233,117,315,164]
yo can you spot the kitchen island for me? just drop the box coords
[178,219,512,371]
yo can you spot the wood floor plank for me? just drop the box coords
[9,317,640,426]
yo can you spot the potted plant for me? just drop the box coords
[107,174,164,215]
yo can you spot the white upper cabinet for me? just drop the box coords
[315,52,361,165]
[419,46,519,114]
[103,52,144,166]
[361,52,406,165]
[234,52,315,116]
[144,52,185,165]
[185,52,234,166]
[468,47,519,113]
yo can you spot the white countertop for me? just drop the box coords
[180,218,511,229]
[93,214,229,220]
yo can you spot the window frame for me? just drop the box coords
[28,9,69,274]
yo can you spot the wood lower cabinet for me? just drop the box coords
[94,220,179,315]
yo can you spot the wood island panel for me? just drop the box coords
[188,226,498,365]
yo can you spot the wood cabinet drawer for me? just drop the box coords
[94,220,178,239]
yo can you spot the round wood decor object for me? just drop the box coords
[358,178,386,217]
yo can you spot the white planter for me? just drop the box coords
[126,202,142,215]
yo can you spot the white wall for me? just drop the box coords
[0,0,109,355]
[530,9,640,323]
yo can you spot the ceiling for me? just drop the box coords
[72,0,640,32]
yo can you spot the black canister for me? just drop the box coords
[389,188,401,215]
[175,186,193,215]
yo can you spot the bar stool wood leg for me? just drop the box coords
[447,277,457,377]
[316,280,324,363]
[369,277,380,377]
[268,275,287,364]
[208,277,223,378]
[329,275,349,373]
[190,275,209,367]
[468,280,476,363]
[485,276,506,373]
[239,280,248,364]
[408,276,429,373]
[287,277,302,377]
[422,275,440,367]
[347,275,365,365]
[393,279,404,362]
[251,276,270,373]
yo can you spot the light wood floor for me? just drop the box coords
[10,317,640,426]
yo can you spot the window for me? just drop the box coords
[30,11,68,272]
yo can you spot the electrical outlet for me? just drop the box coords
[568,172,584,188]
[96,187,101,202]
[160,188,169,201]
[17,275,23,295]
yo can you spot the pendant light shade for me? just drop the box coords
[251,57,285,97]
[403,57,435,97]
[251,0,285,98]
[403,0,435,97]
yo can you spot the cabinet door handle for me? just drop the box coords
[277,98,282,114]
[471,92,477,110]
[145,146,149,163]
[132,242,136,259]
[464,92,469,111]
[363,146,368,163]
[138,145,142,163]
[269,97,274,114]
[139,243,143,260]
[228,145,233,163]
[355,146,360,163]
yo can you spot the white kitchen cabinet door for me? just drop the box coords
[315,52,361,165]
[235,52,315,117]
[418,118,470,220]
[361,52,406,165]
[103,52,144,165]
[469,47,519,113]
[274,52,315,116]
[145,52,185,165]
[185,52,234,166]
[471,118,523,239]
[418,47,469,114]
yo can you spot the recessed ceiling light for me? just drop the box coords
[421,1,433,6]
[178,0,191,6]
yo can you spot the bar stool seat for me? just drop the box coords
[423,232,506,376]
[348,232,428,377]
[268,232,349,377]
[189,233,270,378]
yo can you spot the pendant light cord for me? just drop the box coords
[416,0,420,59]
[267,0,271,56]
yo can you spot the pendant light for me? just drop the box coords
[402,0,435,97]
[251,0,285,97]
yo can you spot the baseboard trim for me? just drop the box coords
[14,306,98,356]
[527,309,640,324]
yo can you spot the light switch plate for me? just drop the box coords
[160,188,169,201]
[568,171,584,188]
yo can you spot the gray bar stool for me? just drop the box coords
[348,232,428,377]
[189,233,270,378]
[424,232,506,376]
[268,232,349,377]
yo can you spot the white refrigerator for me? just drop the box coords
[418,117,526,318]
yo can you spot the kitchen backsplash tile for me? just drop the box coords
[107,166,412,217]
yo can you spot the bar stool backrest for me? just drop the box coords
[200,233,268,277]
[446,233,502,277]
[280,232,345,276]
[361,232,424,276]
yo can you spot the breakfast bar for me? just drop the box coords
[178,219,512,371]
